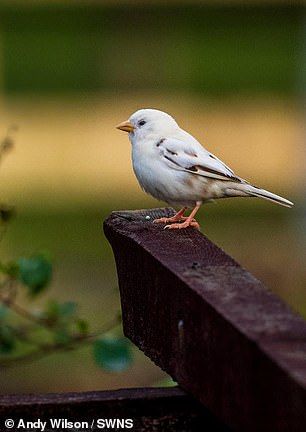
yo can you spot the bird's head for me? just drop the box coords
[116,109,178,141]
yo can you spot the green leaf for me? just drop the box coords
[17,254,52,296]
[93,336,132,372]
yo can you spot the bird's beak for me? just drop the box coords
[116,120,134,133]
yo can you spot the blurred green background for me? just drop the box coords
[0,0,305,393]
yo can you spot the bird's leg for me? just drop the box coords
[153,207,187,224]
[164,203,201,230]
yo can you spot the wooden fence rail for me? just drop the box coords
[104,208,306,432]
[0,387,220,431]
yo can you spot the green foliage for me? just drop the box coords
[0,130,131,372]
[17,254,52,296]
[0,250,127,370]
[93,336,132,372]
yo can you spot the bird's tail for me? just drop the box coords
[240,184,294,208]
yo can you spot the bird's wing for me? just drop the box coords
[159,137,243,182]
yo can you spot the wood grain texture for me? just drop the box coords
[104,208,306,432]
[0,387,227,431]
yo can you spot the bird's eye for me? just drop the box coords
[138,120,146,127]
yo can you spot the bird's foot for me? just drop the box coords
[153,216,196,224]
[164,220,200,230]
[153,217,174,224]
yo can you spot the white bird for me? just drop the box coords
[116,109,293,230]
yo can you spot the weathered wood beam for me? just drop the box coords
[104,208,306,432]
[0,387,226,431]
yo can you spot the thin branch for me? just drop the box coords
[0,315,121,369]
[7,301,50,328]
[0,291,61,333]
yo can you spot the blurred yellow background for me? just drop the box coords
[0,0,305,393]
[0,94,303,207]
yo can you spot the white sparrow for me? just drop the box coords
[116,109,293,230]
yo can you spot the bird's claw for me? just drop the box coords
[153,217,172,224]
[164,221,200,230]
[153,216,196,224]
